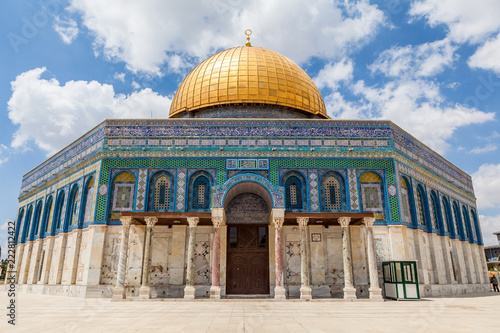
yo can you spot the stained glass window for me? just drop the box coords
[285,175,303,210]
[153,176,171,210]
[192,176,210,210]
[323,175,341,210]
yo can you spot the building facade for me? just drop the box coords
[6,44,490,300]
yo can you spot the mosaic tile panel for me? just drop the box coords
[135,169,148,211]
[348,169,359,211]
[308,169,320,212]
[194,240,211,284]
[176,168,187,211]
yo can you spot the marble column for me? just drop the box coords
[297,217,312,300]
[210,215,224,299]
[112,216,133,301]
[363,217,384,301]
[184,217,199,300]
[273,217,286,300]
[139,217,158,300]
[339,216,356,301]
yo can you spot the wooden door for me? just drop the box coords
[227,225,269,294]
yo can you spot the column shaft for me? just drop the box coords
[298,217,312,300]
[139,217,157,300]
[184,217,199,300]
[363,217,383,301]
[112,217,133,301]
[339,217,356,301]
[274,216,286,300]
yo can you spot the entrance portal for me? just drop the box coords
[225,193,270,294]
[227,225,269,294]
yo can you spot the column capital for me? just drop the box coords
[363,217,376,227]
[273,217,285,229]
[187,217,199,228]
[144,217,158,228]
[338,216,351,228]
[212,216,224,228]
[297,217,309,228]
[120,216,134,228]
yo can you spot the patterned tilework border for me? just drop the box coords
[135,169,148,211]
[269,159,398,222]
[95,159,225,222]
[347,169,359,211]
[308,169,320,212]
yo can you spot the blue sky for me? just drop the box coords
[1,0,500,257]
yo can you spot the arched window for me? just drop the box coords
[462,205,472,241]
[82,177,95,224]
[416,186,427,226]
[452,202,462,238]
[53,190,66,232]
[67,185,80,228]
[109,171,136,221]
[41,196,53,235]
[30,201,43,241]
[442,197,452,234]
[400,177,412,223]
[191,175,211,210]
[21,205,33,243]
[322,174,342,210]
[153,176,172,210]
[14,208,25,244]
[359,171,384,217]
[470,209,482,244]
[284,173,304,211]
[430,191,440,230]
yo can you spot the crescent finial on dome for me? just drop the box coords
[245,29,252,47]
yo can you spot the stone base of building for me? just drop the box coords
[300,286,312,301]
[369,287,384,301]
[210,286,221,299]
[343,286,357,301]
[274,286,286,300]
[138,286,152,300]
[7,284,113,298]
[184,286,196,300]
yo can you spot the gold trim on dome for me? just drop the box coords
[169,46,328,118]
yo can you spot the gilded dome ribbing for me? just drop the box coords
[169,46,328,118]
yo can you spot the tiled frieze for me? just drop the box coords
[308,169,320,212]
[176,168,187,211]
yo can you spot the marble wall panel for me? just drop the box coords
[126,225,145,286]
[309,225,326,285]
[100,227,122,285]
[61,231,77,284]
[325,227,343,295]
[151,227,172,285]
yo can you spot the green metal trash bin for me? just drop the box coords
[382,261,420,300]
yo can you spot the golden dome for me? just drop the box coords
[169,46,328,118]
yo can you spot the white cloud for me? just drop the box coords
[472,163,500,210]
[370,38,457,78]
[131,81,140,90]
[468,33,500,74]
[7,67,171,155]
[53,16,79,44]
[313,58,353,91]
[409,0,500,44]
[0,144,9,165]
[324,78,495,153]
[113,72,125,82]
[66,0,386,75]
[478,215,500,246]
[468,144,497,155]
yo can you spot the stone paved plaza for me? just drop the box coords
[1,291,499,332]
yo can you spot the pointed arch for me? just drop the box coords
[429,190,441,232]
[470,209,482,245]
[321,171,344,211]
[359,171,384,218]
[14,208,25,244]
[82,176,96,225]
[399,176,412,224]
[462,205,473,242]
[188,171,213,211]
[108,171,136,221]
[41,195,53,236]
[65,184,80,231]
[53,190,66,234]
[30,201,43,241]
[282,171,306,211]
[442,196,453,235]
[415,185,429,227]
[452,201,463,240]
[147,171,174,211]
[21,205,33,243]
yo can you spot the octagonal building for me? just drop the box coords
[7,42,490,300]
